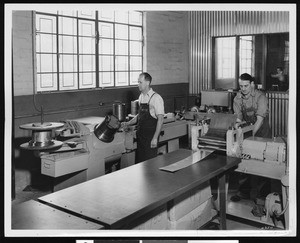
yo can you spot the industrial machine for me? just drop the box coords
[189,112,288,229]
[20,114,189,192]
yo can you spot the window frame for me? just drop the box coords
[34,10,144,93]
[212,35,255,90]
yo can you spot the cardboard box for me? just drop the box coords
[167,181,212,221]
[132,204,168,230]
[168,198,213,230]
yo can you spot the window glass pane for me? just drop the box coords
[130,71,140,85]
[37,73,57,91]
[36,14,56,33]
[79,37,95,54]
[99,39,113,54]
[98,22,113,38]
[115,40,128,55]
[215,37,235,79]
[246,50,252,58]
[59,35,77,53]
[115,24,128,39]
[79,72,96,88]
[115,71,128,86]
[129,11,142,25]
[37,54,57,73]
[59,73,78,90]
[98,10,114,22]
[115,56,128,71]
[129,27,142,41]
[59,54,77,72]
[58,10,77,17]
[79,55,95,72]
[239,36,254,76]
[114,10,128,24]
[59,16,77,35]
[130,56,142,70]
[78,20,95,36]
[78,11,95,19]
[99,72,114,87]
[130,41,142,55]
[99,55,113,71]
[36,34,56,53]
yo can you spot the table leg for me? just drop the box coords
[219,173,227,230]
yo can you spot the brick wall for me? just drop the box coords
[12,11,34,96]
[145,11,189,85]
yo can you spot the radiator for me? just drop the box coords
[266,92,289,138]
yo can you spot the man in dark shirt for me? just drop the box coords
[231,73,272,202]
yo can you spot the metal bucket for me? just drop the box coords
[113,102,126,122]
[131,100,139,115]
[94,115,121,143]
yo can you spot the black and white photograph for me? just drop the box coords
[4,3,297,239]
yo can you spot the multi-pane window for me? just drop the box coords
[239,36,254,75]
[284,40,289,75]
[215,37,236,79]
[214,35,255,89]
[35,10,143,92]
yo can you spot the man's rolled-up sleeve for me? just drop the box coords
[154,95,165,116]
[233,98,243,121]
[256,94,269,118]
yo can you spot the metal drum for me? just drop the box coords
[131,100,139,115]
[113,102,126,122]
[94,115,121,143]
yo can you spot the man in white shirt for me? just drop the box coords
[122,72,164,163]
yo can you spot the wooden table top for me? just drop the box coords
[38,149,240,229]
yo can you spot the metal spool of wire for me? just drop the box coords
[19,122,64,150]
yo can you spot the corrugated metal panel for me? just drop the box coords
[188,11,289,95]
[266,92,289,138]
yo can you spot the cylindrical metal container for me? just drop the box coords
[113,102,126,122]
[94,115,121,143]
[131,100,139,115]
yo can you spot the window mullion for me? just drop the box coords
[128,24,130,85]
[113,23,116,87]
[56,15,60,91]
[95,11,99,88]
[77,18,80,90]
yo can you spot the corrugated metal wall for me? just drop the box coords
[266,92,289,137]
[188,11,289,94]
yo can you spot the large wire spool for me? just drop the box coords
[19,122,64,150]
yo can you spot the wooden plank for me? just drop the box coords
[39,149,240,229]
[12,200,105,229]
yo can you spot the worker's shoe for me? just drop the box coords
[230,192,250,202]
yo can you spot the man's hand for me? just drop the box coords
[151,138,158,148]
[121,122,129,132]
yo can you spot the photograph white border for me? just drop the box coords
[4,3,297,238]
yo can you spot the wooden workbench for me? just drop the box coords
[38,149,240,230]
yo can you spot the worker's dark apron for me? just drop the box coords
[241,95,272,138]
[136,93,158,164]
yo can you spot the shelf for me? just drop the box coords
[227,192,285,229]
